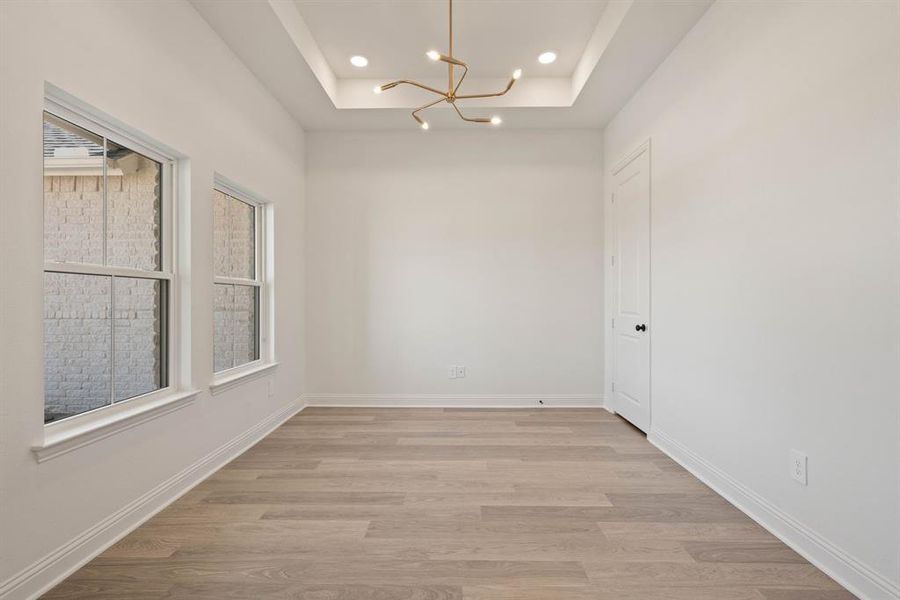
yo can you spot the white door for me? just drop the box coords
[611,145,651,432]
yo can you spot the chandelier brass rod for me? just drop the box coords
[455,77,516,100]
[413,96,449,126]
[452,62,468,97]
[382,80,447,96]
[436,53,465,67]
[451,101,490,123]
[448,0,453,92]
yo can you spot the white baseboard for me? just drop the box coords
[0,399,305,600]
[649,428,900,600]
[303,393,606,408]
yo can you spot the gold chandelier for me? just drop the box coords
[374,0,522,129]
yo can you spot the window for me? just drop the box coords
[43,108,174,424]
[212,183,267,375]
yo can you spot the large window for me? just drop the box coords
[213,184,266,374]
[43,109,173,424]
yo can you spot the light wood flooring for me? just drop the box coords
[43,408,856,599]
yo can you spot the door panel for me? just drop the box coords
[612,146,650,432]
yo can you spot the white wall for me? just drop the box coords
[603,1,900,598]
[0,1,305,597]
[306,130,604,403]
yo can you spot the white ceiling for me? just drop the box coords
[191,0,713,131]
[295,0,609,79]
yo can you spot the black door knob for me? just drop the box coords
[635,324,647,332]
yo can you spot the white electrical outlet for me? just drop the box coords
[790,449,807,485]
[456,366,466,378]
[448,366,457,379]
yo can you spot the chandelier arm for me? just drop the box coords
[454,76,517,100]
[450,101,490,124]
[452,62,469,97]
[382,80,447,96]
[412,96,449,125]
[436,54,466,67]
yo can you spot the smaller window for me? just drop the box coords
[212,184,267,374]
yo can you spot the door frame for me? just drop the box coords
[605,138,651,426]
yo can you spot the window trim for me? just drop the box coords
[210,174,274,392]
[36,85,196,459]
[32,389,200,463]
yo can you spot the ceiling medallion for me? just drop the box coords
[374,0,521,129]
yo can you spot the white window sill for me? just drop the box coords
[209,361,278,396]
[33,389,200,463]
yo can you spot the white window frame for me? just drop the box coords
[209,175,276,394]
[35,87,197,462]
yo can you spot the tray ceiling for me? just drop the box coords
[191,0,713,130]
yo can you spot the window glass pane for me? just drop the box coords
[44,272,111,423]
[213,283,234,372]
[107,140,161,271]
[234,285,259,367]
[114,277,165,402]
[43,113,105,265]
[213,284,259,373]
[213,190,255,279]
[230,198,255,279]
[213,190,230,278]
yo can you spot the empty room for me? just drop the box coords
[0,0,898,599]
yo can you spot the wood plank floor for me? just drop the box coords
[43,408,856,599]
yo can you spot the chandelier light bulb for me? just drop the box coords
[426,50,441,61]
[490,116,502,126]
[512,68,522,80]
[373,85,382,94]
[421,121,430,130]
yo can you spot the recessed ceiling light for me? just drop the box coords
[350,55,369,68]
[538,51,557,65]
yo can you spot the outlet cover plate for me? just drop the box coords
[790,449,807,485]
